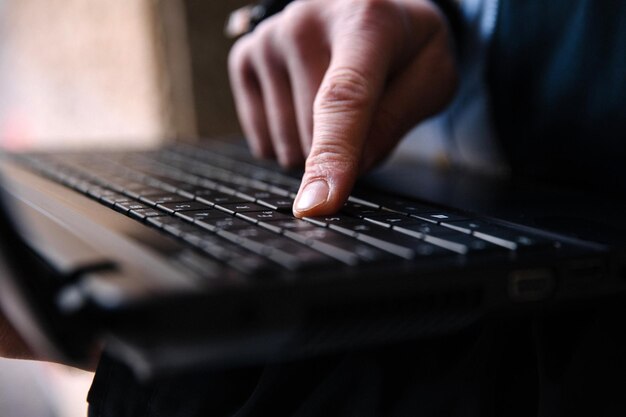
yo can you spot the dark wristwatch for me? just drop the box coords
[225,0,294,38]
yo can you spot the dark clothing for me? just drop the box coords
[88,303,626,417]
[488,0,626,194]
[89,319,538,417]
[88,1,626,415]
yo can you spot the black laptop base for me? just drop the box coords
[0,140,624,377]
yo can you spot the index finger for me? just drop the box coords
[292,3,401,217]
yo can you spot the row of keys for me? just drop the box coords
[19,148,560,275]
[20,156,403,270]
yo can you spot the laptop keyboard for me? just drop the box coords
[14,142,560,275]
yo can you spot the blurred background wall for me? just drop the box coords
[0,0,246,415]
[0,0,167,149]
[184,0,247,137]
[0,0,244,151]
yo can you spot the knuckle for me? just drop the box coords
[281,2,314,33]
[347,0,394,19]
[340,0,399,32]
[228,39,251,76]
[315,67,372,113]
[307,140,360,175]
[232,21,279,69]
[281,21,312,51]
[252,24,277,65]
[279,4,324,56]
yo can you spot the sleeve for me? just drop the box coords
[487,0,626,191]
[392,0,506,175]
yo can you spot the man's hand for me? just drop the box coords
[229,0,458,217]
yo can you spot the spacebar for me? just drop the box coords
[353,229,416,259]
[283,229,393,265]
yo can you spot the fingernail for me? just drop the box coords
[294,180,329,213]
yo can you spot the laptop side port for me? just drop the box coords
[508,269,555,302]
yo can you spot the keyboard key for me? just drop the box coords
[283,227,337,245]
[354,235,414,259]
[423,233,504,255]
[217,226,278,254]
[303,215,358,228]
[327,221,381,237]
[175,209,230,223]
[185,186,222,198]
[87,186,117,199]
[124,186,165,199]
[194,236,239,260]
[473,227,554,251]
[237,210,293,223]
[219,227,334,270]
[197,193,248,207]
[216,202,268,214]
[392,222,450,239]
[228,186,260,202]
[411,212,470,224]
[173,250,231,282]
[229,186,268,198]
[148,177,200,198]
[346,195,380,207]
[227,255,277,275]
[260,218,317,233]
[352,226,455,259]
[101,193,134,206]
[178,227,217,247]
[129,208,167,220]
[195,238,276,276]
[147,216,191,236]
[114,201,150,213]
[256,197,294,212]
[379,199,435,215]
[158,201,212,214]
[268,185,294,197]
[120,181,149,192]
[196,216,250,232]
[440,219,495,234]
[140,193,191,206]
[312,237,394,265]
[341,201,381,218]
[284,228,393,265]
[262,238,335,271]
[214,180,240,195]
[362,213,416,228]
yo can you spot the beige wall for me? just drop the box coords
[0,0,250,150]
[183,0,248,138]
[0,0,170,149]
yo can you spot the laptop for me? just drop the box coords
[1,138,625,378]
